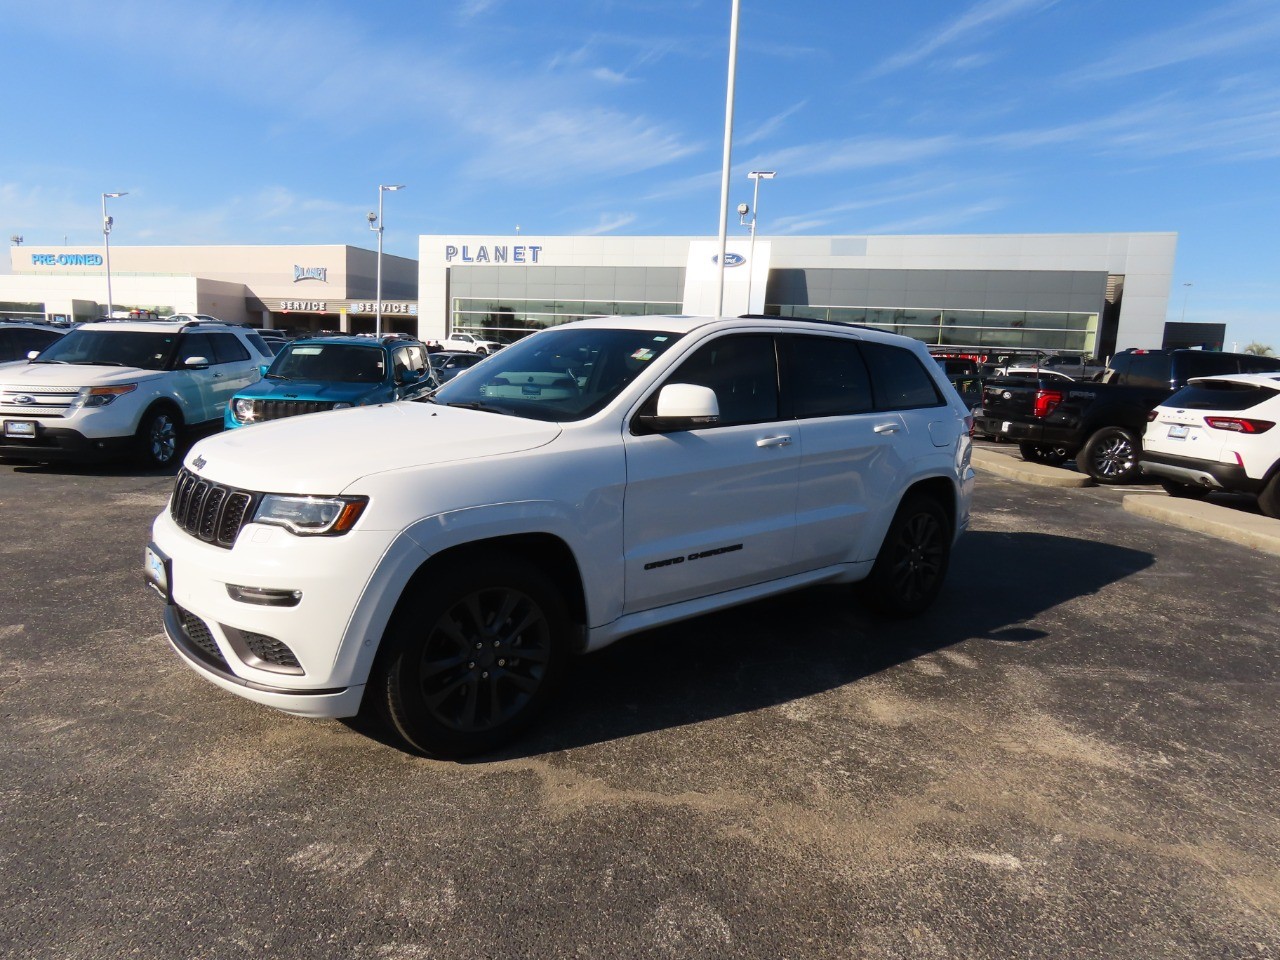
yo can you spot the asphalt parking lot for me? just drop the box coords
[1,457,1278,959]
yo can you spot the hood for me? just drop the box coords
[0,361,163,388]
[185,402,562,493]
[236,379,384,403]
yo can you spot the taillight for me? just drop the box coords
[1204,417,1275,434]
[1146,409,1159,422]
[965,414,975,437]
[1033,389,1063,418]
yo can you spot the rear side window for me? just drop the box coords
[861,342,944,411]
[667,334,779,426]
[1166,381,1279,411]
[210,333,250,364]
[787,335,872,417]
[1122,353,1173,389]
[245,333,273,357]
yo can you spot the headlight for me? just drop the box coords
[232,398,258,422]
[332,402,353,410]
[253,495,368,536]
[72,384,137,409]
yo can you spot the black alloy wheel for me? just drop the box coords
[1080,426,1142,484]
[863,496,951,617]
[376,557,569,758]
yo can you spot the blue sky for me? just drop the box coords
[2,0,1278,347]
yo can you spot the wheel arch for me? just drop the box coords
[136,396,185,433]
[899,475,957,535]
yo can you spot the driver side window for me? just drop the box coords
[652,334,780,427]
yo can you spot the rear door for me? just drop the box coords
[172,333,219,422]
[622,333,802,613]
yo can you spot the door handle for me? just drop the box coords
[873,422,900,434]
[756,435,792,448]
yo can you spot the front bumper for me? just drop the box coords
[161,603,366,717]
[0,422,135,461]
[1140,451,1260,493]
[149,508,424,716]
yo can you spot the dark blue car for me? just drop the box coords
[225,335,434,429]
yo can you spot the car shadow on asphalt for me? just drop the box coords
[0,425,219,479]
[347,530,1154,762]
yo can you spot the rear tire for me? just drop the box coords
[374,555,570,759]
[1018,441,1069,467]
[862,496,952,617]
[1080,426,1141,484]
[1159,479,1210,500]
[1258,473,1280,519]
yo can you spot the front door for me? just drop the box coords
[622,333,801,614]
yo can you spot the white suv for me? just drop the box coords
[1141,371,1280,517]
[146,316,975,757]
[439,331,504,355]
[0,319,272,466]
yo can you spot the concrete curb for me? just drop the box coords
[1123,495,1280,557]
[971,447,1094,488]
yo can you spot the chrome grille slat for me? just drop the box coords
[169,467,258,549]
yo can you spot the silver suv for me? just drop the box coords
[0,318,272,466]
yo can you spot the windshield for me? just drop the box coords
[424,327,683,421]
[269,343,387,383]
[34,330,178,370]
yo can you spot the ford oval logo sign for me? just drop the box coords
[713,253,746,267]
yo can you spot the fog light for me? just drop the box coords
[226,584,302,607]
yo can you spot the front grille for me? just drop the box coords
[170,468,258,549]
[241,631,302,670]
[256,399,336,422]
[0,383,81,417]
[176,606,228,669]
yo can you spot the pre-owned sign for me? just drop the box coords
[31,253,104,267]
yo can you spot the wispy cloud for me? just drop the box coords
[458,0,502,20]
[739,101,808,147]
[578,212,639,235]
[861,202,1007,234]
[867,0,1058,78]
[1068,0,1280,83]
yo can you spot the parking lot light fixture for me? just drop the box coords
[372,184,406,337]
[101,192,127,319]
[745,171,775,312]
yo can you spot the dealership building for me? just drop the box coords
[0,244,419,336]
[5,232,1212,358]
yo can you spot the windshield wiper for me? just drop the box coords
[68,360,129,367]
[446,401,509,415]
[30,359,68,364]
[265,373,292,380]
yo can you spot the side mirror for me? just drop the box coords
[635,383,720,434]
[258,364,270,377]
[26,350,40,360]
[184,356,210,370]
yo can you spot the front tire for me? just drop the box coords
[1080,426,1141,484]
[136,407,182,468]
[374,556,570,759]
[863,496,952,617]
[1018,441,1070,467]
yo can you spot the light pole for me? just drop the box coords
[1179,282,1193,323]
[713,0,741,319]
[741,170,775,313]
[101,192,127,318]
[369,184,405,336]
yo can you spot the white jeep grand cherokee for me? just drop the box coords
[0,318,271,466]
[146,315,975,757]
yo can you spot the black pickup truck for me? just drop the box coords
[976,348,1280,483]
